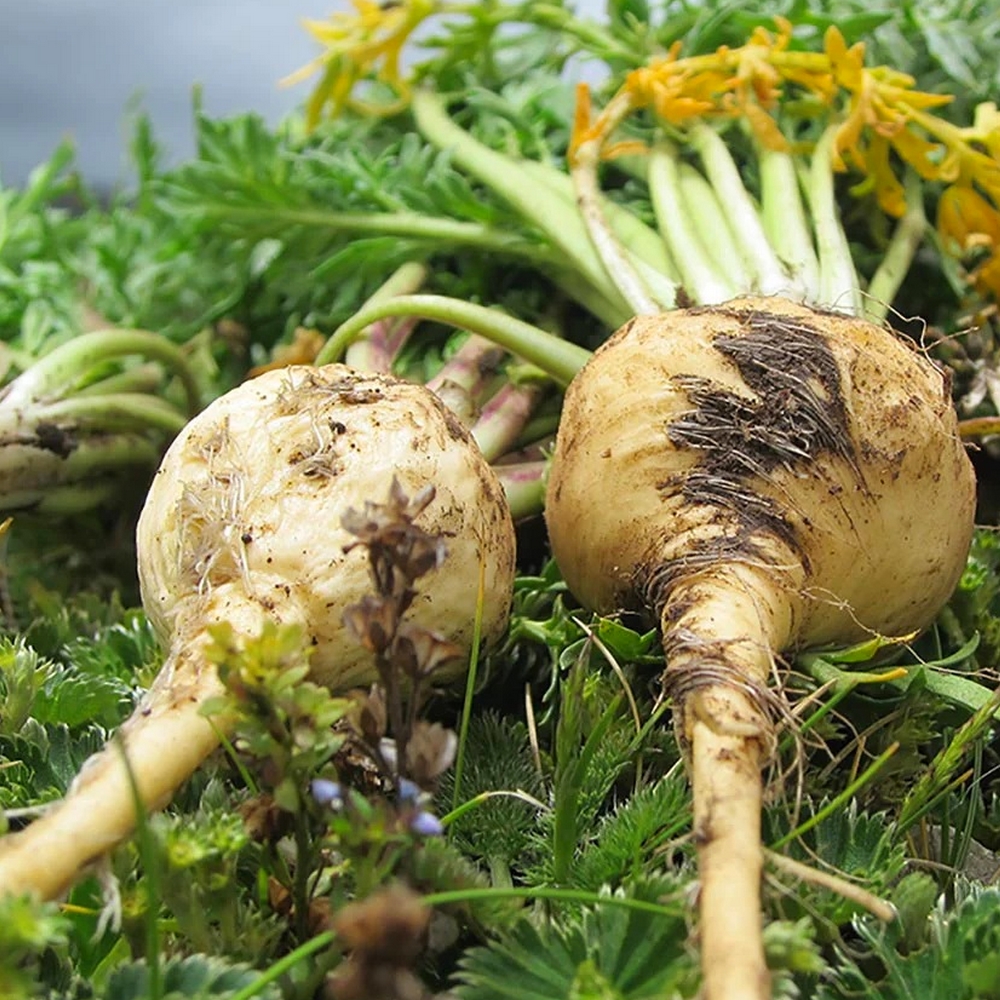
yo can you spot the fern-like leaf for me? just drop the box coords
[820,883,1000,1000]
[454,879,696,1000]
[103,953,279,1000]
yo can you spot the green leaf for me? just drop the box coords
[892,872,939,953]
[438,712,545,871]
[454,880,694,1000]
[911,7,981,90]
[823,885,1000,1000]
[32,672,131,729]
[103,953,279,1000]
[0,722,108,805]
[570,771,689,891]
[593,619,658,662]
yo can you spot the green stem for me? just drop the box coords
[689,124,791,296]
[0,434,160,512]
[757,142,821,300]
[769,741,899,849]
[119,734,162,998]
[487,856,513,889]
[804,655,999,718]
[292,810,313,941]
[647,143,736,304]
[2,329,200,416]
[411,89,632,320]
[426,334,507,423]
[422,884,679,916]
[494,461,546,520]
[676,162,753,294]
[517,2,642,63]
[188,202,551,263]
[542,266,630,329]
[803,125,863,315]
[452,561,486,817]
[36,393,188,434]
[571,142,662,315]
[864,171,927,324]
[471,382,544,463]
[316,295,591,386]
[514,412,559,449]
[344,262,428,371]
[73,362,166,398]
[7,481,120,515]
[229,932,336,1000]
[519,159,679,281]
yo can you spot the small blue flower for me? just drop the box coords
[397,778,421,804]
[410,810,444,837]
[311,778,343,808]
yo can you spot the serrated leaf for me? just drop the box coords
[32,672,131,728]
[438,712,544,869]
[455,882,693,1000]
[104,953,278,1000]
[570,771,689,891]
[0,723,107,804]
[824,885,1000,999]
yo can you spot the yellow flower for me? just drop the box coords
[623,44,726,127]
[852,132,906,217]
[283,0,437,124]
[965,102,1000,161]
[938,184,1000,299]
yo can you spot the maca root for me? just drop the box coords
[545,296,976,999]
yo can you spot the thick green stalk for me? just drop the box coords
[543,266,634,329]
[571,140,662,315]
[344,262,428,371]
[494,461,546,520]
[803,126,863,314]
[427,334,507,427]
[15,482,121,515]
[0,434,161,512]
[189,203,551,264]
[470,382,544,463]
[316,295,591,387]
[411,89,633,320]
[519,159,679,281]
[757,143,821,300]
[36,394,189,434]
[864,172,927,324]
[689,124,790,296]
[2,330,200,416]
[516,2,641,63]
[648,144,736,304]
[73,362,166,398]
[676,163,753,293]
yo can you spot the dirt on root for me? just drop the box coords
[641,307,862,613]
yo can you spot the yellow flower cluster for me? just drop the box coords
[290,3,1000,300]
[572,19,1000,300]
[283,0,438,123]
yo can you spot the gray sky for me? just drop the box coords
[1,1,608,190]
[0,1,338,187]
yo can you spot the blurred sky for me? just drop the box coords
[1,0,606,190]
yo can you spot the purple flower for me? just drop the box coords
[397,778,421,805]
[409,811,444,837]
[311,779,343,808]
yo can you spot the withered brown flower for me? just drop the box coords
[342,595,399,655]
[404,721,457,784]
[391,623,463,680]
